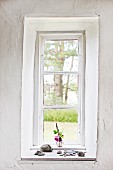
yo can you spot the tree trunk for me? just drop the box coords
[54,74,63,98]
[54,41,64,103]
[64,56,74,103]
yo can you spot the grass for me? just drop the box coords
[44,109,78,122]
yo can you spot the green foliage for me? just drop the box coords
[45,92,64,105]
[44,109,78,122]
[53,123,64,140]
[53,130,64,138]
[44,40,78,71]
[69,83,78,94]
[59,131,64,138]
[53,130,58,134]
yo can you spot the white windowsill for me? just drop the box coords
[20,150,96,162]
[20,145,96,162]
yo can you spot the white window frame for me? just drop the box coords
[34,32,85,146]
[21,17,99,160]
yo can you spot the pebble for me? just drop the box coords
[40,144,53,152]
[34,150,45,156]
[38,152,45,156]
[57,150,62,154]
[34,150,41,155]
[78,151,85,157]
[59,154,64,156]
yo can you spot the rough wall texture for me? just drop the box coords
[0,0,113,170]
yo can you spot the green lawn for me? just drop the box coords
[44,109,78,122]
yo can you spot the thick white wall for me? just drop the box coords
[0,0,113,169]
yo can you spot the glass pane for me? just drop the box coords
[44,40,79,71]
[44,74,79,106]
[43,109,78,144]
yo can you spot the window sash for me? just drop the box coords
[34,32,85,146]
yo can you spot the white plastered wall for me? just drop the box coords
[0,0,113,169]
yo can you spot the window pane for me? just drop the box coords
[44,74,79,106]
[43,109,78,144]
[44,40,79,71]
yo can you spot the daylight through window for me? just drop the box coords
[36,34,85,146]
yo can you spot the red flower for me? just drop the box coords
[54,136,59,142]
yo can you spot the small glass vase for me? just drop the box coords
[56,141,63,147]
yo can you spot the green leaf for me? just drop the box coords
[59,132,64,138]
[53,130,58,134]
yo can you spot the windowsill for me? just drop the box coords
[20,150,96,162]
[20,145,96,162]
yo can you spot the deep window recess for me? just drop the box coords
[34,34,85,146]
[21,17,99,160]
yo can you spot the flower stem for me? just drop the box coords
[56,123,59,132]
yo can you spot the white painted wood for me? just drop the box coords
[38,32,83,40]
[85,22,99,156]
[21,21,37,157]
[43,71,79,75]
[33,33,39,146]
[77,34,85,146]
[43,105,78,109]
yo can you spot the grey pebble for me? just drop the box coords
[38,152,45,156]
[59,154,64,156]
[78,152,85,157]
[40,144,53,152]
[34,150,45,156]
[57,150,62,154]
[34,150,41,155]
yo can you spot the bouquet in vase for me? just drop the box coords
[53,123,64,147]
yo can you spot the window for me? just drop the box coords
[21,17,99,160]
[34,33,85,147]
